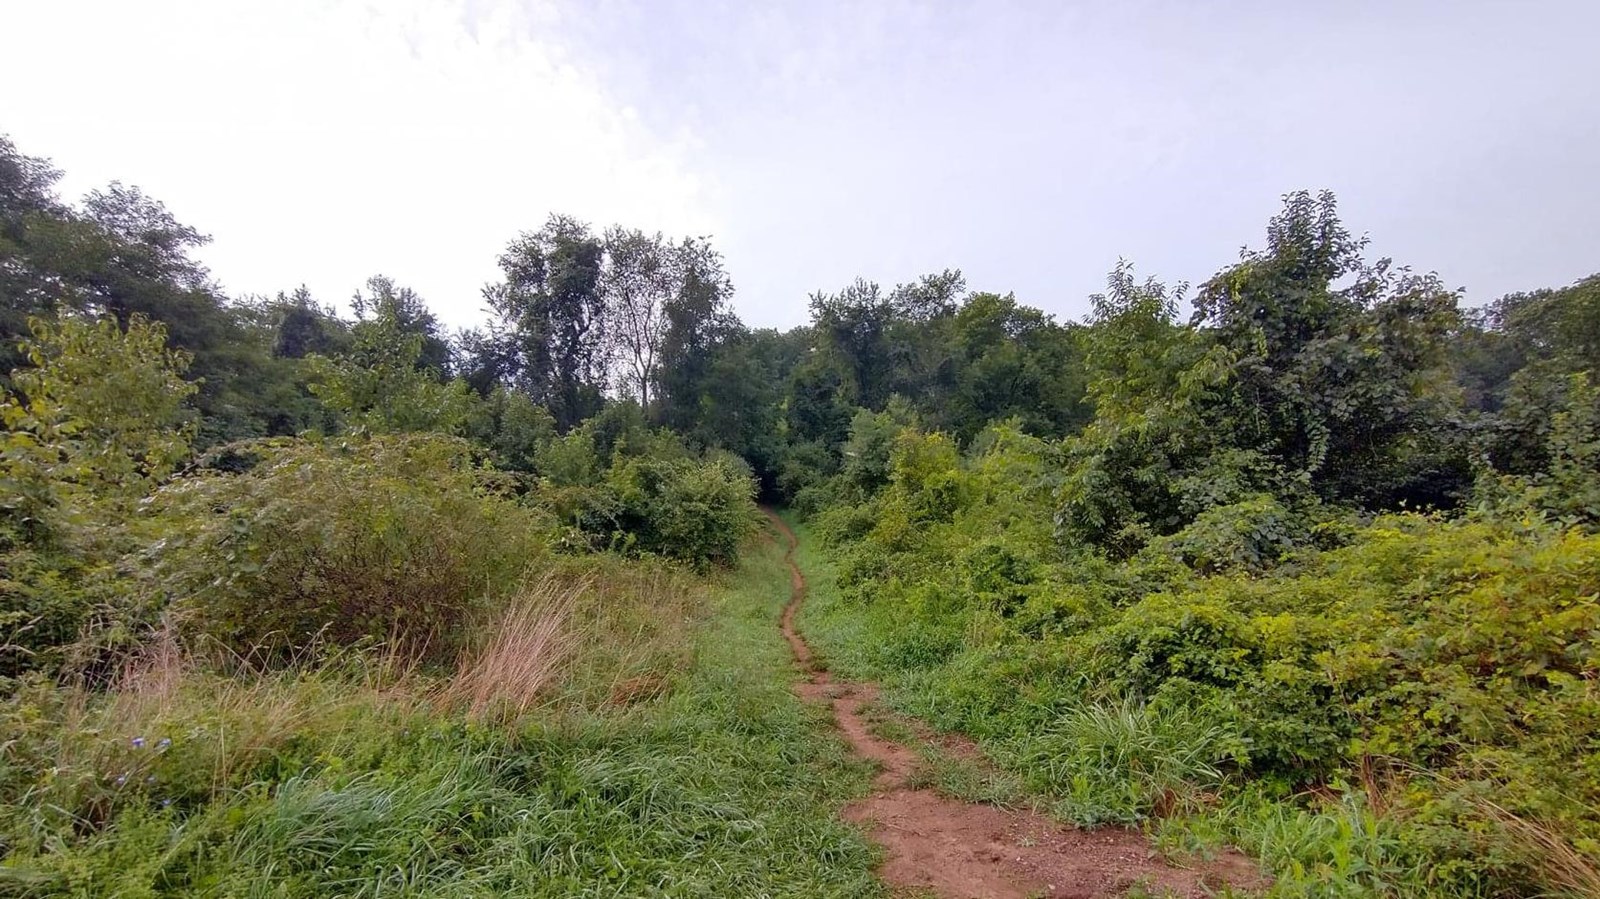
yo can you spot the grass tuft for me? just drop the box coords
[442,575,578,723]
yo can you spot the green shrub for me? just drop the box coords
[603,455,758,568]
[526,408,756,567]
[1,313,197,676]
[799,415,1600,896]
[1143,493,1311,574]
[1477,371,1600,525]
[145,434,550,658]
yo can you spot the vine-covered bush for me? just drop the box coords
[533,411,758,568]
[604,454,757,568]
[1,313,197,677]
[145,435,551,658]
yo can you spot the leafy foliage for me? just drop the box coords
[533,408,758,568]
[148,435,548,658]
[1,313,196,675]
[792,196,1600,897]
[307,300,476,436]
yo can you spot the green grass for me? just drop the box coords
[0,536,883,897]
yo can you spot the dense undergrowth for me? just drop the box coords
[797,425,1600,898]
[0,305,878,894]
[774,197,1600,899]
[0,529,878,897]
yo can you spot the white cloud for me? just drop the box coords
[6,0,1597,334]
[1,0,718,328]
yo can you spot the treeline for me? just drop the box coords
[2,132,1092,497]
[6,133,1592,518]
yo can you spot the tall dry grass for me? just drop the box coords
[1474,796,1600,898]
[436,562,704,720]
[3,557,712,835]
[442,575,580,722]
[556,561,704,708]
[24,620,433,826]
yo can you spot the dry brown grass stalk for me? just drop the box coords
[1473,797,1600,898]
[442,575,582,723]
[1401,760,1600,899]
[114,617,188,716]
[90,620,430,794]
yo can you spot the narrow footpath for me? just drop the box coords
[763,509,1262,899]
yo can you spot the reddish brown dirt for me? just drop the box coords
[762,509,1265,899]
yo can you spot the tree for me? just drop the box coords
[467,386,556,472]
[269,286,350,360]
[308,304,475,435]
[683,326,788,486]
[602,228,674,411]
[1470,274,1600,477]
[657,237,738,431]
[1056,265,1218,554]
[786,350,854,451]
[883,270,964,407]
[1193,190,1467,508]
[943,291,1090,441]
[3,312,196,507]
[0,135,69,376]
[351,276,451,376]
[808,278,896,409]
[485,215,608,430]
[0,137,312,444]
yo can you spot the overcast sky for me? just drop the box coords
[4,0,1597,330]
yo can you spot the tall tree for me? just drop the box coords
[884,270,963,405]
[0,136,314,444]
[657,236,736,430]
[351,276,451,376]
[1466,273,1600,476]
[1193,190,1467,508]
[269,286,350,360]
[942,291,1090,441]
[808,278,896,409]
[308,302,474,436]
[1,135,69,375]
[602,228,674,411]
[485,214,607,430]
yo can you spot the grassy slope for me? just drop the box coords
[0,535,881,897]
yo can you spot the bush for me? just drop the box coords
[1,313,197,677]
[602,455,758,568]
[799,417,1600,896]
[144,434,551,659]
[533,417,758,568]
[1142,493,1311,574]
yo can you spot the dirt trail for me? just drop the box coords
[763,509,1263,899]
